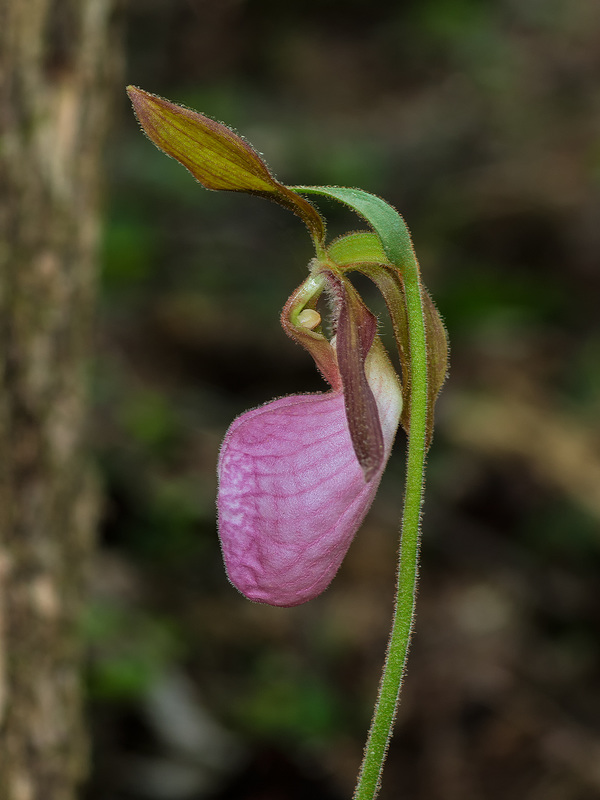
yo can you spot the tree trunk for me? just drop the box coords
[0,1,119,797]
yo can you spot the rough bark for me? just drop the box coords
[0,1,119,797]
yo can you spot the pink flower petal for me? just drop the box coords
[217,344,402,606]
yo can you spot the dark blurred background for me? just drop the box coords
[85,1,600,798]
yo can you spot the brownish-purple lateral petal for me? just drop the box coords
[326,273,384,481]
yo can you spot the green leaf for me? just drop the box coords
[127,87,325,245]
[296,186,418,280]
[327,231,387,266]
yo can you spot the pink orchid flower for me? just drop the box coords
[217,259,403,605]
[218,326,402,607]
[127,86,450,796]
[127,87,447,607]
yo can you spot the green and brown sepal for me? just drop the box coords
[127,86,325,247]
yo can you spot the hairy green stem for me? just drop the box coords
[292,186,431,799]
[353,273,428,799]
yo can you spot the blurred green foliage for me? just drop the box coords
[83,602,181,700]
[87,0,600,797]
[236,652,344,742]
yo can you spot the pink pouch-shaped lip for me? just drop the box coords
[217,343,402,607]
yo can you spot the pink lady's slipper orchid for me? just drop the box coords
[127,87,448,607]
[127,87,450,797]
[218,273,403,606]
